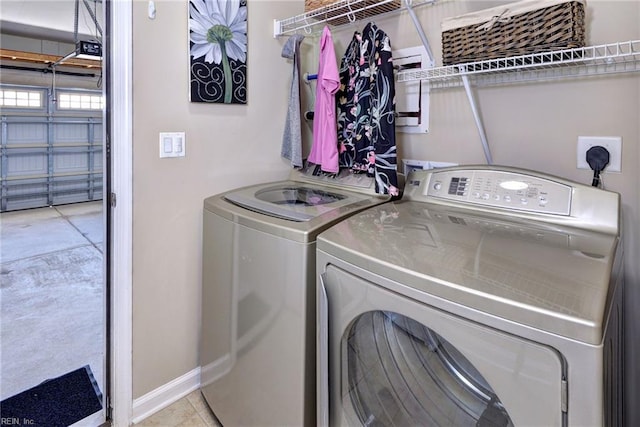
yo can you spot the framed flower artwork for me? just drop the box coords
[189,0,247,104]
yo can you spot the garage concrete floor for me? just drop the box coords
[0,201,105,425]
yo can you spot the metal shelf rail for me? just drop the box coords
[273,0,437,38]
[397,40,640,88]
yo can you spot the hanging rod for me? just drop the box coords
[273,0,437,37]
[303,62,419,83]
[304,73,318,82]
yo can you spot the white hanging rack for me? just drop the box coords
[397,40,640,88]
[273,0,437,38]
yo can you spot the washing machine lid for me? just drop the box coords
[318,200,620,345]
[222,160,390,222]
[224,184,373,222]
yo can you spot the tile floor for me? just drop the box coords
[134,391,221,427]
[0,201,105,426]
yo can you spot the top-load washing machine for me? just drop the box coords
[317,166,623,427]
[200,161,398,426]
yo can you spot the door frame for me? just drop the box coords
[108,0,133,425]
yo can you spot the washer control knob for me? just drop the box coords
[434,182,442,191]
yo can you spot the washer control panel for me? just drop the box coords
[425,169,572,215]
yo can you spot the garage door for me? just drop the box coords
[0,84,103,212]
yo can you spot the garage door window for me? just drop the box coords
[0,89,43,108]
[57,92,104,110]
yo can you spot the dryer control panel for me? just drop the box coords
[424,169,572,215]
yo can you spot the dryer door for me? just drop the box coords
[320,265,565,427]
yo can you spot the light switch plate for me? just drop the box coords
[159,132,186,158]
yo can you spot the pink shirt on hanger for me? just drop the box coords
[308,26,340,174]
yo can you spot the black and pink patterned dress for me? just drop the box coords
[336,22,399,196]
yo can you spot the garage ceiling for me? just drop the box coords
[0,0,104,43]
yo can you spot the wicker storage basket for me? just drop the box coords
[305,0,401,26]
[441,0,586,65]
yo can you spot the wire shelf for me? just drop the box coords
[397,40,640,87]
[273,0,436,37]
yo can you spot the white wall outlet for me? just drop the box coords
[577,136,622,172]
[159,132,186,158]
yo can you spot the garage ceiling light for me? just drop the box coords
[54,40,102,66]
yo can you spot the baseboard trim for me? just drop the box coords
[131,367,201,424]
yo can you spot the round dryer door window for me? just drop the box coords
[343,311,514,427]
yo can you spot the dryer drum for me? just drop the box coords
[344,311,514,427]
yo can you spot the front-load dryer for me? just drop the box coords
[317,166,623,426]
[200,161,399,426]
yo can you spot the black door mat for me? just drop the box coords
[0,365,102,427]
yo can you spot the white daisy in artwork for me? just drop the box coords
[190,0,247,102]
